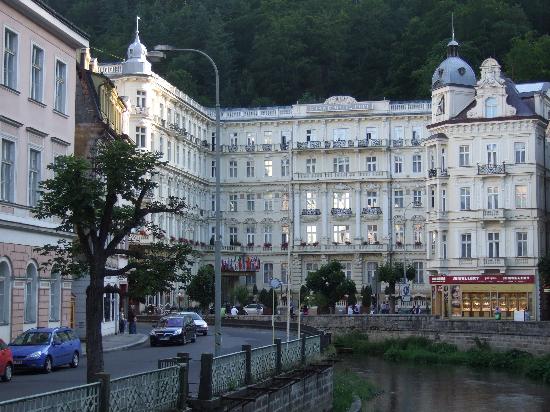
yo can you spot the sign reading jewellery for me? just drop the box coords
[221,256,261,272]
[429,275,535,284]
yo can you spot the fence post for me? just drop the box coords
[301,334,307,365]
[275,338,282,374]
[242,344,252,385]
[177,352,190,401]
[96,372,111,412]
[177,363,189,410]
[177,352,190,364]
[198,353,214,401]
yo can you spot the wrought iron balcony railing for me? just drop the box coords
[428,168,437,178]
[301,208,321,215]
[331,208,352,216]
[478,162,505,175]
[361,207,382,215]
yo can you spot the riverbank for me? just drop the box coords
[334,332,550,384]
[333,369,379,412]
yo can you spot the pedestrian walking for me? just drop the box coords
[118,310,126,334]
[231,306,238,317]
[128,307,137,334]
[347,305,354,316]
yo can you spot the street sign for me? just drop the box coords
[270,278,282,289]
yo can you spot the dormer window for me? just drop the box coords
[485,97,497,118]
[436,96,445,115]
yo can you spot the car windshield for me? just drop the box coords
[11,332,51,346]
[190,313,202,320]
[158,318,183,328]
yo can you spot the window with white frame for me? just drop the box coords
[514,142,526,164]
[306,225,317,243]
[365,262,378,284]
[306,158,316,173]
[246,225,255,245]
[281,131,290,145]
[3,29,18,89]
[28,149,41,207]
[134,126,146,148]
[305,262,318,282]
[229,227,238,245]
[246,160,255,177]
[366,191,378,207]
[333,192,350,208]
[1,139,15,202]
[229,194,237,212]
[167,141,172,162]
[412,154,422,173]
[460,187,471,210]
[264,160,273,177]
[515,185,527,208]
[54,60,67,113]
[459,145,470,166]
[281,158,289,177]
[394,155,403,173]
[159,136,165,157]
[264,193,273,211]
[333,157,350,173]
[413,224,423,244]
[394,190,403,208]
[393,126,404,140]
[413,190,422,206]
[264,225,272,244]
[461,233,472,258]
[264,131,272,144]
[0,262,10,323]
[394,224,403,244]
[230,132,238,146]
[488,232,500,258]
[281,193,289,211]
[247,194,255,211]
[281,225,289,244]
[366,156,377,172]
[306,192,317,209]
[487,186,499,209]
[333,225,350,243]
[367,224,378,243]
[246,132,255,145]
[30,45,44,102]
[24,264,37,323]
[281,263,288,284]
[487,144,497,165]
[412,126,422,142]
[442,232,448,259]
[305,129,316,142]
[333,128,348,141]
[516,232,527,257]
[49,272,61,321]
[485,97,497,118]
[343,262,352,279]
[229,160,237,178]
[211,160,216,178]
[263,263,273,284]
[413,262,424,283]
[441,188,446,211]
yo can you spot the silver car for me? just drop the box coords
[179,312,208,336]
[243,304,264,315]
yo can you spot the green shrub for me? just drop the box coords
[333,370,378,412]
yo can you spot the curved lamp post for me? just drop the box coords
[148,45,222,356]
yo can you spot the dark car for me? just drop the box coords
[149,315,197,347]
[9,327,81,373]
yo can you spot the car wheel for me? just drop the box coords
[202,331,208,336]
[43,356,52,374]
[1,363,12,382]
[150,340,157,347]
[69,352,79,368]
[191,332,196,343]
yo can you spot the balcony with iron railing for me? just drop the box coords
[480,209,504,220]
[295,171,388,180]
[301,208,321,216]
[361,207,383,215]
[331,208,352,216]
[478,162,506,175]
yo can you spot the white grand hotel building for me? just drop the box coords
[100,30,550,318]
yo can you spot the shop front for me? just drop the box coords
[430,275,535,320]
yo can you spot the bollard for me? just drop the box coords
[96,372,111,412]
[177,363,189,409]
[198,353,214,401]
[242,344,252,385]
[275,338,282,374]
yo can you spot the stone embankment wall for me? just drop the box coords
[301,315,550,355]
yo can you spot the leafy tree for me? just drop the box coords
[361,285,373,309]
[376,261,415,313]
[252,284,259,296]
[34,138,194,382]
[232,285,250,306]
[258,288,270,308]
[187,265,215,313]
[305,261,357,313]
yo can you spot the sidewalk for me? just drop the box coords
[81,333,148,356]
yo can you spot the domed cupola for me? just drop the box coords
[431,38,476,91]
[122,16,152,75]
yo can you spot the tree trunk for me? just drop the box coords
[86,261,106,383]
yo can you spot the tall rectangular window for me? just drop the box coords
[264,160,273,177]
[306,225,317,243]
[229,227,238,245]
[333,225,350,244]
[246,132,255,145]
[230,132,238,146]
[247,194,255,211]
[460,187,471,210]
[333,128,348,141]
[366,127,377,140]
[281,193,289,211]
[516,232,527,257]
[0,139,15,202]
[413,190,422,206]
[394,155,403,173]
[412,126,422,142]
[246,160,255,177]
[246,226,255,245]
[394,224,404,244]
[211,160,216,178]
[229,194,237,212]
[413,224,423,244]
[487,186,499,209]
[515,185,527,208]
[394,190,404,208]
[393,126,404,140]
[3,29,18,89]
[366,156,377,172]
[306,192,317,209]
[281,225,289,244]
[333,192,350,208]
[365,262,378,284]
[28,149,41,207]
[306,158,316,173]
[54,60,67,113]
[514,142,526,164]
[343,262,352,280]
[264,193,273,211]
[264,225,272,244]
[281,158,289,177]
[136,90,146,107]
[263,131,272,144]
[263,263,273,284]
[412,154,422,173]
[333,157,349,173]
[30,45,44,102]
[281,263,288,284]
[459,145,470,166]
[413,262,424,284]
[367,224,378,243]
[487,143,497,165]
[366,191,377,207]
[229,160,237,178]
[488,232,500,258]
[461,233,472,258]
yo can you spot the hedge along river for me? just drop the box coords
[338,356,550,412]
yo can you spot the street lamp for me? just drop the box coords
[148,45,222,356]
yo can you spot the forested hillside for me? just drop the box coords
[45,0,550,107]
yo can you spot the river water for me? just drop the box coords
[338,356,550,412]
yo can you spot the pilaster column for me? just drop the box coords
[293,189,301,242]
[321,189,329,242]
[354,187,362,240]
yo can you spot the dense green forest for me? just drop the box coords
[46,0,550,107]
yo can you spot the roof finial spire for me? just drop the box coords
[136,15,140,35]
[451,12,455,42]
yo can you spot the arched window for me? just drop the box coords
[24,263,38,323]
[436,96,445,115]
[485,97,497,118]
[0,260,11,324]
[49,272,61,322]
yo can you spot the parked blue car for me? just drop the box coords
[9,327,81,373]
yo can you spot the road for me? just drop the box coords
[1,323,290,402]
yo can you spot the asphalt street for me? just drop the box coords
[0,323,290,402]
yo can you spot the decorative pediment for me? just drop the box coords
[260,217,274,224]
[243,217,256,224]
[333,183,352,191]
[411,215,426,222]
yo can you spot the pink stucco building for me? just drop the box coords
[0,0,89,342]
